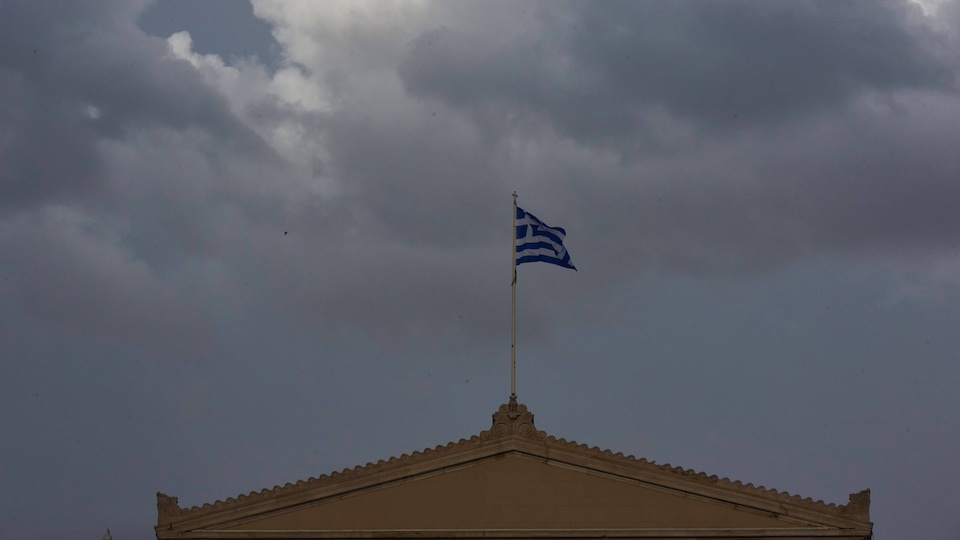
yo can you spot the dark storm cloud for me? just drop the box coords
[0,69,104,208]
[389,1,960,278]
[0,0,273,212]
[2,0,954,351]
[0,0,291,358]
[323,94,506,247]
[0,208,216,355]
[400,0,951,145]
[538,90,960,278]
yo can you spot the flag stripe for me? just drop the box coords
[516,252,574,267]
[516,241,563,255]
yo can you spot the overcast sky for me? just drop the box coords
[2,1,960,538]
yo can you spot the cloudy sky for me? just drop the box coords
[2,0,960,538]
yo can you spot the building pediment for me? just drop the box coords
[156,399,871,539]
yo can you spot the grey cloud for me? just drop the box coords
[0,0,274,213]
[0,209,216,356]
[259,240,507,352]
[323,92,506,247]
[0,0,300,360]
[0,0,291,359]
[0,70,105,209]
[399,0,951,146]
[484,91,960,281]
[0,0,241,138]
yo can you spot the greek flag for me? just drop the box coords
[515,207,576,270]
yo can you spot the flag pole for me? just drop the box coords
[511,191,518,399]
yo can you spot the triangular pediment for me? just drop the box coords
[221,454,808,532]
[157,399,872,539]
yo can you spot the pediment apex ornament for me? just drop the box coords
[480,395,546,442]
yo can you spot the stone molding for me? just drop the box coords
[841,489,870,516]
[156,492,181,521]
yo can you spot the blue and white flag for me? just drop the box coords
[515,207,576,270]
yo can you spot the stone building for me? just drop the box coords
[155,398,872,539]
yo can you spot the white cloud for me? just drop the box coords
[166,30,329,114]
[910,0,951,16]
[251,0,434,71]
[163,30,335,198]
